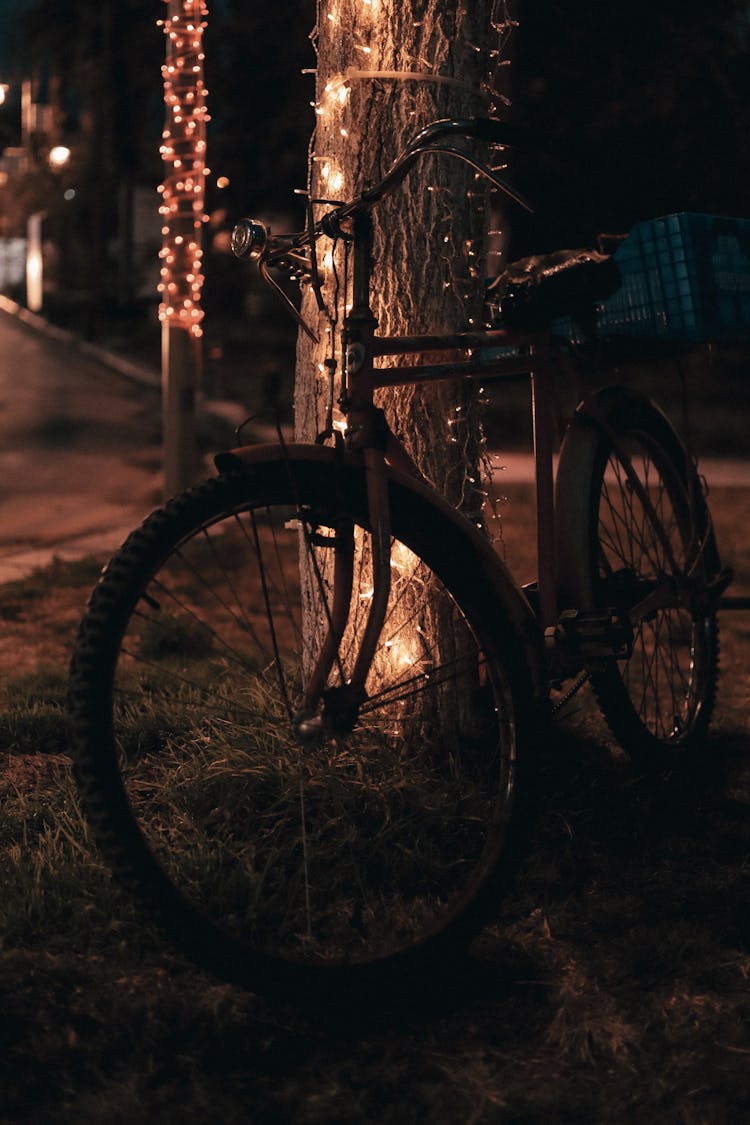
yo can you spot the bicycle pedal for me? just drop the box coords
[548,607,633,666]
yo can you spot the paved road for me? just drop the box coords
[0,311,164,583]
[491,452,749,487]
[0,304,747,587]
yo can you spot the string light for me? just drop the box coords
[157,0,209,339]
[304,0,517,528]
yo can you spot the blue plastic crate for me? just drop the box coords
[555,213,750,342]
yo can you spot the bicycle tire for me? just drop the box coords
[69,454,537,1000]
[556,386,720,763]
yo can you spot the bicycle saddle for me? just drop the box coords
[487,248,621,331]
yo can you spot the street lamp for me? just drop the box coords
[26,212,43,312]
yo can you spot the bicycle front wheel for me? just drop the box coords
[556,387,720,762]
[69,454,535,998]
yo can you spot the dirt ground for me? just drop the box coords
[0,304,748,1122]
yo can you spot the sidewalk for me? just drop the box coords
[0,296,746,586]
[491,451,750,488]
[0,303,164,583]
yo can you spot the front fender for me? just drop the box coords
[215,441,545,699]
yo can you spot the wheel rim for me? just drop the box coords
[593,431,712,743]
[104,492,517,968]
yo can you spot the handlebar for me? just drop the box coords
[338,116,532,218]
[398,116,525,151]
[231,117,532,338]
[233,117,530,262]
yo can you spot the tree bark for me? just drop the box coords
[296,0,496,519]
[295,0,501,720]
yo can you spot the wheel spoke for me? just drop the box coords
[70,468,524,986]
[567,406,719,754]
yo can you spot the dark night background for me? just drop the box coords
[1,0,748,280]
[510,1,750,253]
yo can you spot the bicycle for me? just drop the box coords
[68,117,730,1001]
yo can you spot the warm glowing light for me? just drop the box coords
[320,159,344,194]
[216,175,230,189]
[159,0,208,338]
[0,84,7,106]
[49,145,71,168]
[384,638,419,670]
[390,541,419,574]
[26,212,44,313]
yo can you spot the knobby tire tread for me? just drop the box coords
[556,387,720,765]
[69,463,537,1002]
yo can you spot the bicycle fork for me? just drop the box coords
[295,207,394,740]
[294,447,392,740]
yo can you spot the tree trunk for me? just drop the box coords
[295,0,504,720]
[297,0,498,496]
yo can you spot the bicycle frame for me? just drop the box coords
[261,205,561,714]
[340,207,561,628]
[227,114,738,730]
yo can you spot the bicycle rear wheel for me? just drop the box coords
[556,387,720,762]
[69,455,535,998]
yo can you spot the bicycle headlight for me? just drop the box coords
[231,218,269,261]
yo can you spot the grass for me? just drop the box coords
[1,475,749,1123]
[100,645,504,961]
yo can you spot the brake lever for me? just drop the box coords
[259,259,319,343]
[232,218,320,342]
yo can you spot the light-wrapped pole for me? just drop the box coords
[158,0,209,495]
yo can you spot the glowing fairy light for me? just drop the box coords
[390,541,419,574]
[384,638,419,670]
[157,0,209,339]
[320,158,344,194]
